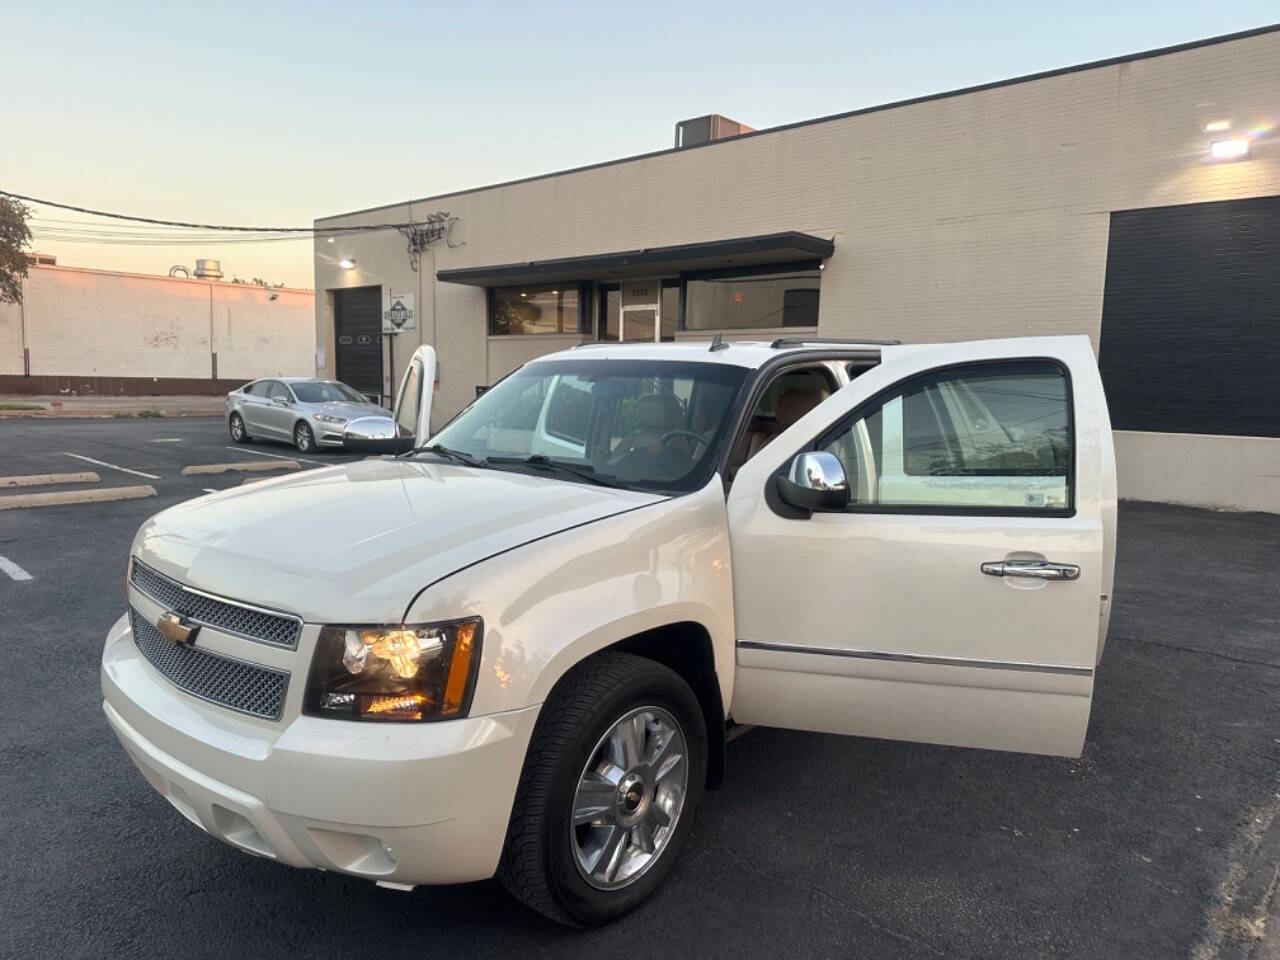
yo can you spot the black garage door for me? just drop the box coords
[1098,195,1280,438]
[334,287,383,400]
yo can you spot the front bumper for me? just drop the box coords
[101,613,539,885]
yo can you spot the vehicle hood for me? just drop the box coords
[302,400,389,419]
[133,458,665,623]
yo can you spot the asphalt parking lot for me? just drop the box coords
[3,416,1279,959]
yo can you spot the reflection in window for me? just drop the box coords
[489,285,582,335]
[820,362,1072,511]
[684,267,820,331]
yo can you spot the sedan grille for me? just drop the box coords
[129,608,289,721]
[129,559,302,650]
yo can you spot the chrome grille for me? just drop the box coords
[129,608,289,721]
[129,559,301,649]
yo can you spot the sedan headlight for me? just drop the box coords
[314,414,348,424]
[304,618,482,722]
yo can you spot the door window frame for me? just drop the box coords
[776,356,1078,519]
[266,380,294,402]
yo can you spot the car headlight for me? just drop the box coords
[314,414,347,424]
[303,618,482,722]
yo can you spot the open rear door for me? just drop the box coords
[726,336,1114,757]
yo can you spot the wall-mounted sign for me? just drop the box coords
[382,291,416,334]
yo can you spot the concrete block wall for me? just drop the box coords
[0,265,314,394]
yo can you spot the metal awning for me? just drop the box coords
[434,231,834,287]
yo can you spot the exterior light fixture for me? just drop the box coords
[1204,120,1231,133]
[339,258,357,270]
[1210,138,1250,161]
[327,237,335,244]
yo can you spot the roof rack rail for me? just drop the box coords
[769,336,901,349]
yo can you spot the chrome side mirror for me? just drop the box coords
[342,416,414,455]
[776,451,850,514]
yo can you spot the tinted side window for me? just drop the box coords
[818,361,1072,512]
[267,382,293,402]
[243,381,266,396]
[396,362,422,437]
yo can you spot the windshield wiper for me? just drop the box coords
[410,443,488,467]
[486,455,626,489]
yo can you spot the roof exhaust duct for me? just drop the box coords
[193,258,223,280]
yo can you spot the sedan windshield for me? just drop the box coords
[425,359,748,492]
[292,381,367,404]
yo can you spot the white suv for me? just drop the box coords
[102,335,1116,925]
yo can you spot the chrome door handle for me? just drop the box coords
[981,560,1080,581]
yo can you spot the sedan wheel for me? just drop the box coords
[294,421,315,453]
[229,413,250,443]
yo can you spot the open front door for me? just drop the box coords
[726,336,1114,757]
[392,345,436,447]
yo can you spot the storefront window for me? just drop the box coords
[489,285,583,335]
[683,266,820,331]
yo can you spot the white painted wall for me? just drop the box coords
[315,30,1280,511]
[0,265,314,386]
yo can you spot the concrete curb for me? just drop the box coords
[182,460,301,476]
[0,484,157,510]
[0,409,222,419]
[0,471,100,487]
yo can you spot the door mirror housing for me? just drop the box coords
[343,416,414,455]
[777,451,850,513]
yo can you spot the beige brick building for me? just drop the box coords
[315,25,1280,512]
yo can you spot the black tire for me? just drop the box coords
[294,421,315,453]
[498,652,708,926]
[229,412,251,443]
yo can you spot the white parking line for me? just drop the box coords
[63,453,161,480]
[0,554,34,582]
[150,438,184,443]
[224,445,325,467]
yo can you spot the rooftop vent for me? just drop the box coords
[193,258,223,280]
[674,114,754,149]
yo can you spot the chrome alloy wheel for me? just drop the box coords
[229,415,245,440]
[571,705,688,890]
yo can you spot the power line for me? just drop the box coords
[2,189,424,234]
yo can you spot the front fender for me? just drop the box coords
[404,477,736,718]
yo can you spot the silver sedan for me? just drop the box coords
[226,378,392,453]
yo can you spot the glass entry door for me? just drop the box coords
[599,280,678,341]
[621,279,660,341]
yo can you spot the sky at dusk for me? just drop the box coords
[3,1,1277,288]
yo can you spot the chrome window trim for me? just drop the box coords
[129,557,303,650]
[736,639,1093,677]
[128,607,291,722]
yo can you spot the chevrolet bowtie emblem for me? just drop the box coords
[156,612,199,646]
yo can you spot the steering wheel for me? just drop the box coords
[660,429,710,455]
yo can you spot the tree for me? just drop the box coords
[0,196,32,305]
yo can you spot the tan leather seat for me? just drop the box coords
[746,387,828,459]
[628,393,684,447]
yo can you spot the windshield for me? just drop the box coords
[292,381,367,404]
[426,358,748,492]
